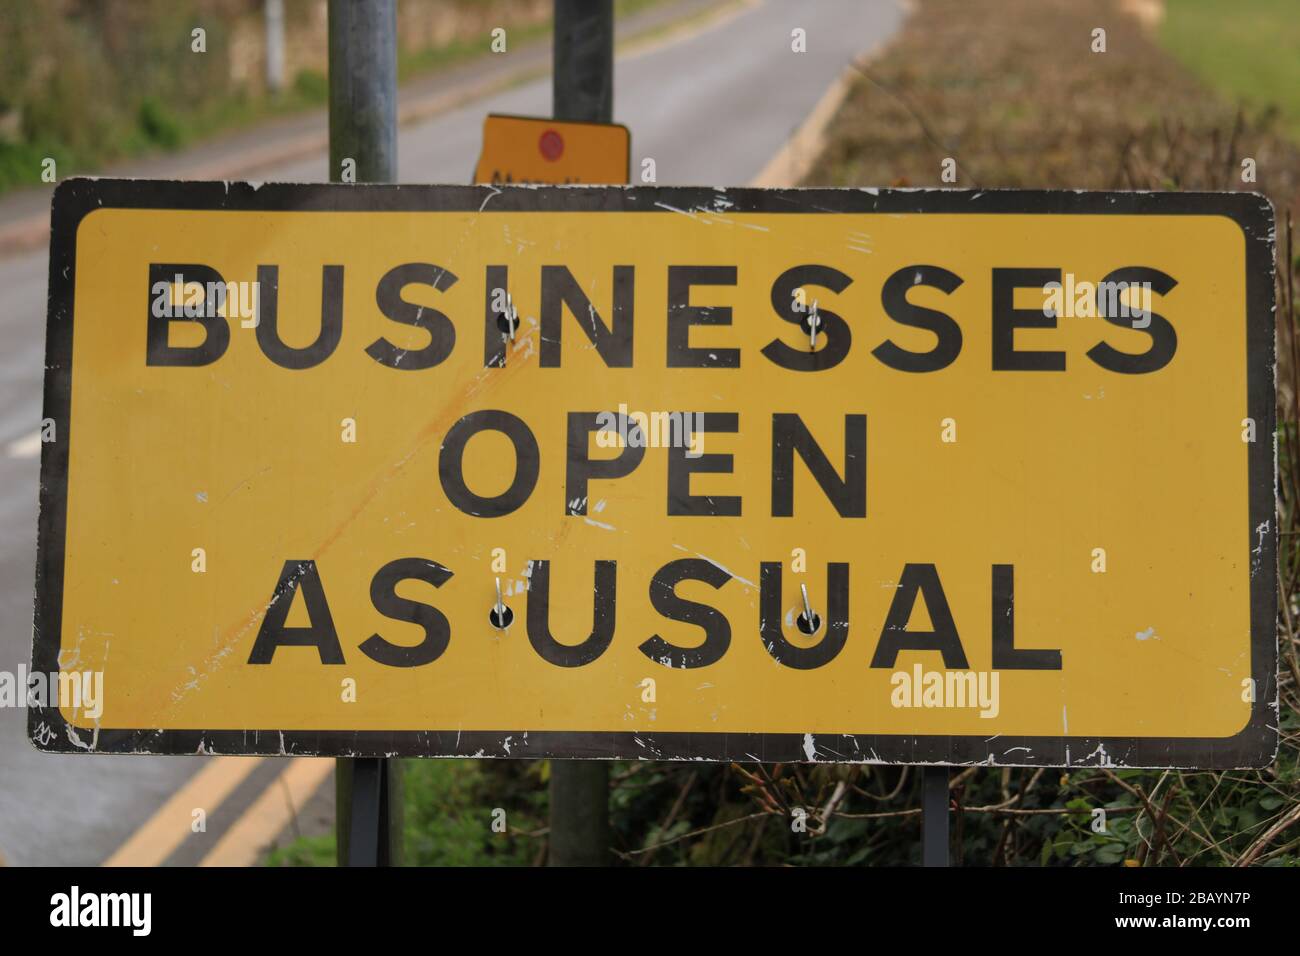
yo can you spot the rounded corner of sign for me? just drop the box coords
[26,735,59,755]
[1235,189,1276,222]
[26,713,66,754]
[1216,710,1277,769]
[1228,734,1278,771]
[50,175,92,207]
[52,177,106,230]
[1208,193,1275,247]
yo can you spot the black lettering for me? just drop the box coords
[870,563,968,668]
[668,412,740,516]
[566,411,645,515]
[366,263,457,370]
[1086,266,1178,373]
[358,557,454,667]
[759,562,850,669]
[438,410,539,517]
[247,560,344,664]
[667,265,739,368]
[771,413,866,517]
[146,263,230,366]
[540,265,634,367]
[639,558,732,668]
[255,264,344,369]
[991,267,1065,371]
[526,560,617,667]
[484,264,509,368]
[991,564,1061,669]
[761,264,852,371]
[873,265,963,372]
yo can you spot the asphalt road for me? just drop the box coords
[0,0,903,865]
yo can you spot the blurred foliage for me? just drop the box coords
[1161,0,1300,140]
[401,759,547,866]
[291,68,329,105]
[0,0,241,190]
[266,758,549,867]
[807,0,1300,208]
[0,0,676,194]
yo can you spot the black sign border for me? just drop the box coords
[31,179,1278,768]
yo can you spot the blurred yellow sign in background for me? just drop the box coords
[474,113,630,184]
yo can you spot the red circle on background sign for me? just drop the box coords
[539,130,565,162]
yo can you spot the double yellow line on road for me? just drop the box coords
[102,757,332,867]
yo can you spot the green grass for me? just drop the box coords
[0,66,331,195]
[1159,0,1300,138]
[397,19,553,82]
[615,0,676,15]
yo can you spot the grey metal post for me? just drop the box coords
[549,758,611,866]
[265,0,285,94]
[922,766,950,866]
[327,0,402,867]
[329,0,397,184]
[553,0,614,123]
[547,0,614,868]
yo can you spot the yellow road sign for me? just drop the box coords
[473,113,630,185]
[32,180,1276,767]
